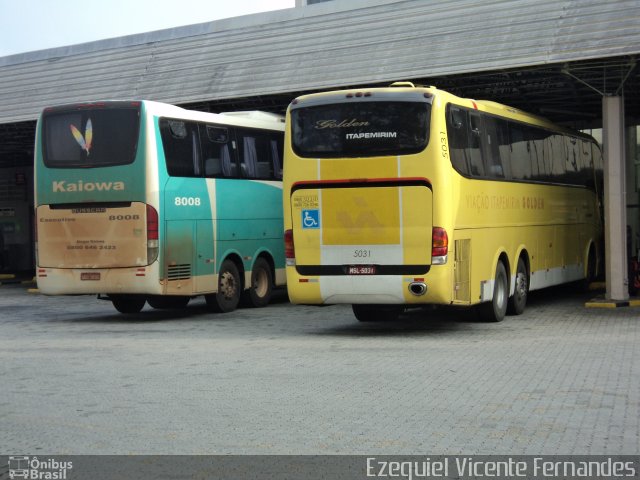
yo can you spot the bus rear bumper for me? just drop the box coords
[286,267,451,305]
[36,263,161,295]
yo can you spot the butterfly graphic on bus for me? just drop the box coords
[69,119,93,155]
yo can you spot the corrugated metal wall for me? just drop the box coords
[0,0,639,124]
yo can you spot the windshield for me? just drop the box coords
[42,104,140,168]
[291,101,431,158]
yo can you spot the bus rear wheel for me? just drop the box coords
[507,257,528,315]
[582,246,597,291]
[111,294,146,314]
[352,304,404,322]
[479,261,508,322]
[241,257,273,308]
[147,295,190,309]
[206,259,241,313]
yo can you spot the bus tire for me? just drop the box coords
[582,246,597,291]
[206,259,241,313]
[507,257,528,315]
[240,257,273,308]
[352,304,403,322]
[111,294,146,314]
[147,295,190,309]
[479,261,508,322]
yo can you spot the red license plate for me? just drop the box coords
[347,265,376,275]
[81,272,101,281]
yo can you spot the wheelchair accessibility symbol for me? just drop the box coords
[302,209,320,229]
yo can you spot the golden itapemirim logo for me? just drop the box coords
[314,119,370,129]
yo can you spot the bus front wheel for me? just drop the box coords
[111,294,146,314]
[241,257,273,308]
[206,259,241,313]
[479,261,508,322]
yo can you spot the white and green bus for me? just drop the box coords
[35,100,285,314]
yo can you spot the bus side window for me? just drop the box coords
[237,130,266,179]
[482,116,504,178]
[446,105,470,176]
[581,139,594,189]
[538,130,552,181]
[241,135,259,178]
[467,112,485,177]
[160,119,201,177]
[528,127,546,181]
[566,137,580,184]
[542,131,554,182]
[592,142,604,194]
[236,130,283,180]
[509,123,531,181]
[495,118,511,179]
[201,124,234,178]
[549,133,566,181]
[270,134,284,180]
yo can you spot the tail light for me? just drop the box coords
[146,204,159,264]
[284,229,295,266]
[432,227,448,265]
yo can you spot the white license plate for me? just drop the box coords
[347,265,376,275]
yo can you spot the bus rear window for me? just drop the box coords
[42,106,140,168]
[291,101,430,158]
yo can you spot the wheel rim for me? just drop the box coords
[219,271,238,300]
[253,268,269,298]
[515,272,527,298]
[496,280,506,306]
[496,272,507,310]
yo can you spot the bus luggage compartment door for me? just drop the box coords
[164,220,194,294]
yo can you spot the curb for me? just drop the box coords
[585,297,640,308]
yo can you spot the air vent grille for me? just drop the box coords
[168,264,191,280]
[454,239,470,302]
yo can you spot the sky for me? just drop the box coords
[0,0,295,57]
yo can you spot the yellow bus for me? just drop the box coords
[283,83,603,322]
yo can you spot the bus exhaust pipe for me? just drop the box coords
[409,282,427,296]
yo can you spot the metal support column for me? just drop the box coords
[603,95,628,301]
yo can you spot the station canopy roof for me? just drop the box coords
[0,0,639,167]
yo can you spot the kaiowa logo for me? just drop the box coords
[52,180,125,193]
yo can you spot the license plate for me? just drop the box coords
[81,272,100,281]
[347,265,376,275]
